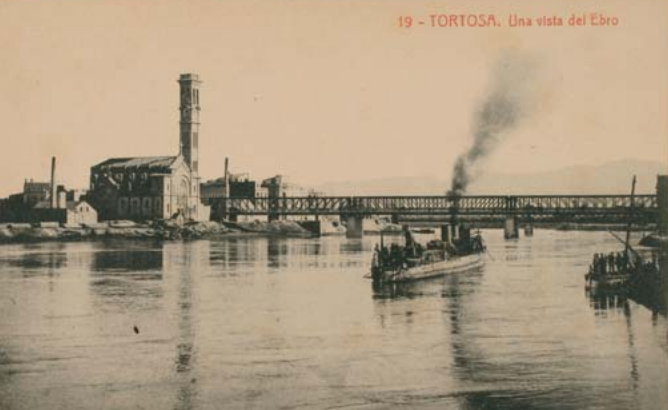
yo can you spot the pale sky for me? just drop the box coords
[1,0,667,197]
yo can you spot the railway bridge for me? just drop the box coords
[223,194,659,236]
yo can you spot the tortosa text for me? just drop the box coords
[428,14,501,27]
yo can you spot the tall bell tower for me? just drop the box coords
[178,73,201,174]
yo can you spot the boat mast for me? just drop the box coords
[624,175,637,257]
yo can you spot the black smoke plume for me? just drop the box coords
[447,51,540,197]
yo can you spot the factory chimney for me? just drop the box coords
[50,156,57,209]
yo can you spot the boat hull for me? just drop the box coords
[374,253,485,283]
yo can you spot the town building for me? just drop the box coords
[0,193,29,223]
[32,198,98,225]
[88,74,210,222]
[201,173,257,202]
[201,176,257,221]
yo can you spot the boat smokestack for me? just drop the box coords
[50,156,57,209]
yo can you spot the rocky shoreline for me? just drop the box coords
[0,220,316,244]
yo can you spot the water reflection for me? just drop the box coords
[91,243,163,273]
[587,291,643,405]
[340,238,364,254]
[631,243,668,315]
[371,268,484,300]
[167,242,207,410]
[207,236,371,271]
[267,237,288,269]
[88,242,164,308]
[0,243,68,275]
[589,290,630,313]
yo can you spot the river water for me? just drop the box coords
[0,230,666,410]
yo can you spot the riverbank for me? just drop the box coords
[0,219,659,244]
[0,220,315,244]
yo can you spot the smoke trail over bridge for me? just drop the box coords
[448,51,542,197]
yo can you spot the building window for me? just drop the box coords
[193,132,198,148]
[118,197,129,216]
[142,197,152,215]
[130,198,140,216]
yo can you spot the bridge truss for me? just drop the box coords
[223,194,658,224]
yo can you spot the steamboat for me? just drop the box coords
[369,225,486,283]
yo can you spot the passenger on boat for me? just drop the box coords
[615,253,625,272]
[608,253,616,273]
[390,243,403,268]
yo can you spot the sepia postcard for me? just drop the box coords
[1,0,667,409]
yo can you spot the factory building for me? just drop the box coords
[22,180,51,207]
[200,158,260,220]
[31,157,97,225]
[0,157,98,225]
[88,74,210,222]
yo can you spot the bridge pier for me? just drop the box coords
[440,224,451,243]
[504,216,519,239]
[524,223,534,237]
[658,175,668,236]
[452,223,460,241]
[345,215,364,238]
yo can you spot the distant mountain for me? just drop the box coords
[314,159,667,196]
